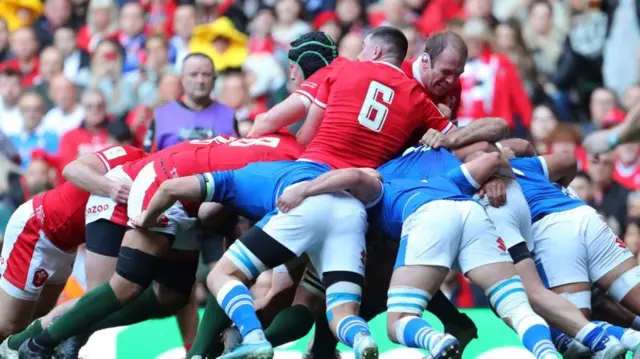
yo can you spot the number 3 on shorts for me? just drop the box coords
[358,81,395,132]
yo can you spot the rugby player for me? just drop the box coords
[0,145,145,345]
[274,153,561,359]
[18,131,305,359]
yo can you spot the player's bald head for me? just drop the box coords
[361,26,408,66]
[424,31,468,65]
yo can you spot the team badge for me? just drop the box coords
[32,269,49,287]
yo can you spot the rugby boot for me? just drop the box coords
[18,338,53,359]
[354,334,378,359]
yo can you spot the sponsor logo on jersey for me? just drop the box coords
[496,237,507,252]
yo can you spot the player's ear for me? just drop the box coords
[373,44,383,60]
[421,53,431,67]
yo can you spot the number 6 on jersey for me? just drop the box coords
[358,81,395,132]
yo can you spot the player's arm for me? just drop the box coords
[296,102,325,146]
[421,117,509,149]
[453,152,513,195]
[248,95,309,137]
[452,141,500,161]
[62,153,130,203]
[277,168,383,213]
[539,152,577,187]
[134,176,203,228]
[496,138,537,157]
[584,103,640,154]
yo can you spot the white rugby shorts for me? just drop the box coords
[85,165,131,227]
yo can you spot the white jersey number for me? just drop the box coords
[189,136,235,145]
[229,137,281,148]
[358,81,395,132]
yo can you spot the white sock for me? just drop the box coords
[575,323,599,343]
[621,329,640,350]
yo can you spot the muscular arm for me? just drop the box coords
[584,103,640,153]
[248,95,309,137]
[445,118,510,148]
[463,152,514,185]
[541,152,577,187]
[452,141,500,161]
[277,168,383,212]
[62,153,114,197]
[497,138,537,157]
[140,176,202,227]
[296,103,325,146]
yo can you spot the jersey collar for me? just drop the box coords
[412,58,426,88]
[372,60,405,74]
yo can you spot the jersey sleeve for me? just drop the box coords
[198,170,236,203]
[444,165,482,196]
[510,157,547,179]
[418,95,455,134]
[94,145,145,171]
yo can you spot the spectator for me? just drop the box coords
[523,0,565,82]
[369,0,413,29]
[116,2,148,74]
[143,54,237,152]
[143,0,177,37]
[75,39,138,119]
[248,7,277,54]
[219,70,261,136]
[41,75,86,136]
[530,103,559,154]
[495,19,538,97]
[623,84,640,112]
[569,171,594,205]
[54,26,91,82]
[58,90,111,169]
[0,69,25,136]
[126,73,183,146]
[6,150,57,210]
[613,143,640,191]
[189,17,249,72]
[272,0,312,49]
[335,0,369,35]
[457,17,532,131]
[312,11,341,43]
[169,5,197,69]
[76,0,119,53]
[0,27,40,88]
[0,130,21,165]
[32,0,73,50]
[27,46,64,111]
[415,0,464,36]
[401,26,419,63]
[242,52,287,107]
[0,18,12,63]
[8,92,59,170]
[587,151,630,236]
[195,0,218,25]
[544,123,589,171]
[602,0,640,99]
[106,118,134,146]
[625,192,640,258]
[338,32,363,60]
[133,34,178,107]
[584,87,617,134]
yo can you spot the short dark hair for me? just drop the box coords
[424,31,468,65]
[367,26,408,65]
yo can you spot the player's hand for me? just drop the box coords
[277,184,309,213]
[108,178,132,204]
[132,210,165,228]
[583,129,614,154]
[247,114,269,137]
[420,129,455,149]
[499,146,516,159]
[478,177,507,207]
[437,103,453,119]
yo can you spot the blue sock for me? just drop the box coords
[522,324,557,358]
[549,327,573,353]
[395,317,443,351]
[216,280,262,338]
[335,315,370,348]
[594,321,626,340]
[576,322,609,352]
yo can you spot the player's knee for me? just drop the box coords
[323,271,364,323]
[487,276,545,331]
[608,266,640,303]
[153,282,191,313]
[114,247,160,299]
[385,286,429,342]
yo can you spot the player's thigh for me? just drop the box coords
[395,200,463,272]
[306,192,368,277]
[532,210,589,289]
[34,282,66,319]
[578,207,635,285]
[458,202,515,288]
[85,220,127,290]
[200,233,225,266]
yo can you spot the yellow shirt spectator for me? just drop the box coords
[189,17,248,72]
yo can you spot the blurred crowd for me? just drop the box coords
[0,0,640,308]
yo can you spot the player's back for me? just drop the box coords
[369,175,474,240]
[378,145,462,181]
[161,132,304,181]
[212,160,330,221]
[302,60,451,169]
[510,157,583,221]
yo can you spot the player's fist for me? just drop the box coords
[583,129,615,154]
[109,178,132,204]
[247,113,270,137]
[419,128,455,149]
[277,184,309,213]
[478,177,507,207]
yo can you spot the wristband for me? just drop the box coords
[607,132,621,150]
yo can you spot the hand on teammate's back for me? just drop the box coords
[420,128,455,149]
[108,178,133,204]
[477,177,507,207]
[277,184,310,213]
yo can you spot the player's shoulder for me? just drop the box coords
[98,145,145,160]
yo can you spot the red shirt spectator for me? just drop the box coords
[0,27,41,87]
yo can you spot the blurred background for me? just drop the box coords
[0,0,640,312]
